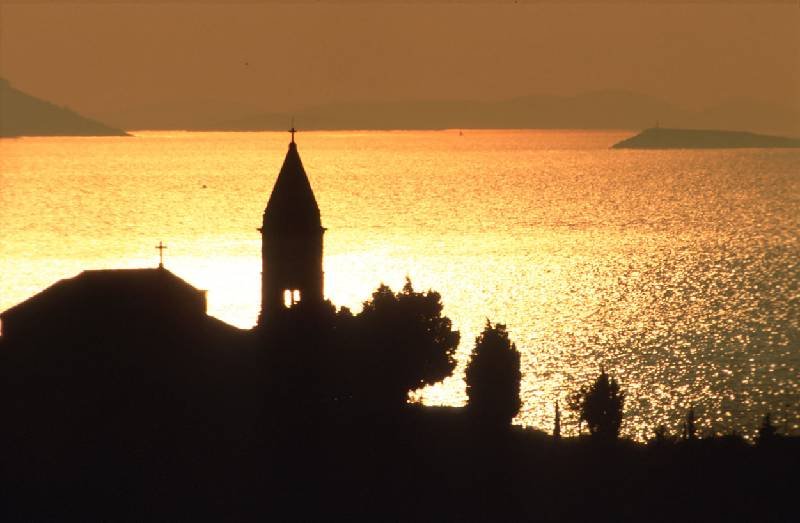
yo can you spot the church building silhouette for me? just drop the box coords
[0,128,324,337]
[258,129,325,325]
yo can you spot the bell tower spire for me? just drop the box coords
[257,128,325,326]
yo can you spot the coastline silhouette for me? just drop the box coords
[612,127,800,149]
[0,78,129,137]
[5,76,798,139]
[1,133,797,521]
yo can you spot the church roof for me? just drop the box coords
[263,140,322,231]
[0,268,208,338]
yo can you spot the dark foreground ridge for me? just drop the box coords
[0,325,800,521]
[612,127,800,149]
[0,78,129,137]
[1,310,797,522]
[1,269,797,522]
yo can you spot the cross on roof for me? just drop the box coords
[290,116,297,144]
[156,241,167,268]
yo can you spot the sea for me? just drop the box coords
[1,130,798,441]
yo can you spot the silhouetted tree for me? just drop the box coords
[649,425,676,447]
[465,320,521,427]
[553,401,562,441]
[756,413,778,446]
[260,301,350,423]
[354,278,460,406]
[682,407,697,441]
[568,368,625,440]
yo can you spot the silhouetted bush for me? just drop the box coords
[649,424,676,447]
[682,407,697,441]
[568,368,625,440]
[553,401,562,441]
[465,320,521,427]
[756,413,778,446]
[259,301,349,420]
[354,278,460,406]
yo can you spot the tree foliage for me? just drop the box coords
[354,278,460,405]
[259,279,459,413]
[682,407,697,441]
[569,369,625,440]
[649,425,677,447]
[465,320,522,427]
[756,412,778,445]
[260,300,353,418]
[553,401,562,441]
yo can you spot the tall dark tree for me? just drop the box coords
[568,368,625,440]
[682,407,697,441]
[650,425,675,447]
[354,278,460,406]
[756,412,778,445]
[465,320,522,427]
[553,401,562,441]
[259,301,350,423]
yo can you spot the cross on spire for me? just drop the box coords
[289,117,296,144]
[155,241,167,268]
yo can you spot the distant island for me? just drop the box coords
[612,127,800,149]
[0,78,129,137]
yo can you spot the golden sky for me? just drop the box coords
[1,2,798,125]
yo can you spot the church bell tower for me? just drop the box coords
[258,129,325,325]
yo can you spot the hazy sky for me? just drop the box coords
[1,2,798,121]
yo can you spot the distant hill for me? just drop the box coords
[208,91,688,132]
[0,79,129,137]
[611,127,800,149]
[190,90,797,137]
[97,97,266,131]
[689,99,800,138]
[45,87,797,136]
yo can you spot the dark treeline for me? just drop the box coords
[0,279,797,521]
